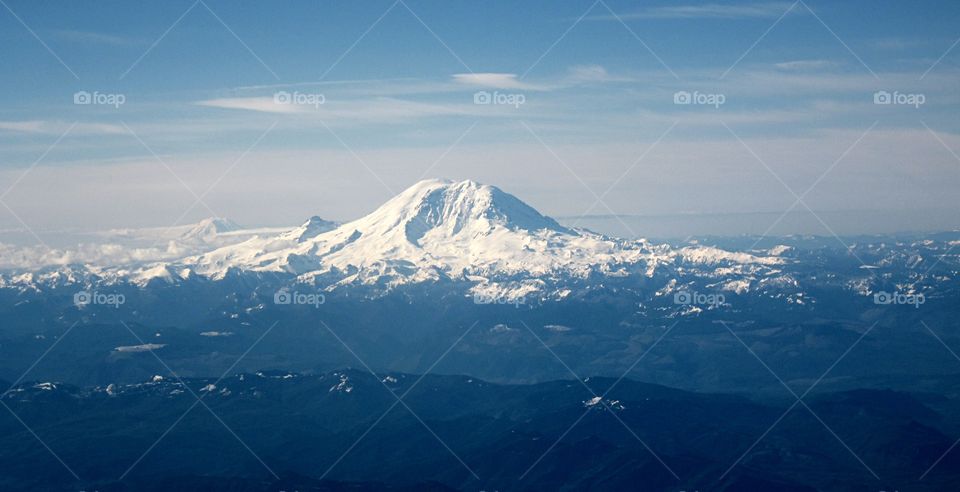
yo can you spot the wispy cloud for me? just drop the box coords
[451,73,544,90]
[0,120,127,135]
[588,2,801,20]
[196,97,303,114]
[51,29,137,46]
[774,59,839,71]
[195,97,480,122]
[563,65,638,84]
[228,77,429,93]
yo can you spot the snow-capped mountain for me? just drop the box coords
[276,216,339,243]
[0,179,797,297]
[30,178,958,307]
[178,217,242,244]
[178,179,782,291]
[0,217,286,272]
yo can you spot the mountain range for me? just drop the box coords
[2,179,788,298]
[0,179,956,394]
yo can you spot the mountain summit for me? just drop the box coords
[186,179,594,281]
[342,179,573,245]
[279,216,339,242]
[177,178,779,292]
[2,179,783,296]
[180,217,241,243]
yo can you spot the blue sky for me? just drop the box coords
[0,0,959,236]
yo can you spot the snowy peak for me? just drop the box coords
[180,179,598,280]
[353,179,572,246]
[120,178,785,292]
[280,216,338,242]
[180,217,241,243]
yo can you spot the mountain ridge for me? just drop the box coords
[177,179,780,289]
[0,179,788,299]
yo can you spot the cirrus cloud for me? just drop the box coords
[451,73,545,90]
